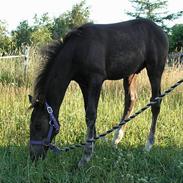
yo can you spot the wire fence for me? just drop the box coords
[0,47,30,79]
[168,52,183,66]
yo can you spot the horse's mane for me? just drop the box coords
[33,24,92,102]
[33,40,64,102]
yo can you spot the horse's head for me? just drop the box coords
[29,95,59,161]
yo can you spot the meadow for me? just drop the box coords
[0,53,183,183]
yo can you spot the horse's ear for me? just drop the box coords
[28,95,33,104]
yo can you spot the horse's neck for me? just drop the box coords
[45,59,72,117]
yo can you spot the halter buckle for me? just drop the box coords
[47,106,53,113]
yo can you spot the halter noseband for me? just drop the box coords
[30,102,61,153]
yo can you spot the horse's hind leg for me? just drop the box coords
[78,75,103,167]
[113,74,137,145]
[145,66,164,151]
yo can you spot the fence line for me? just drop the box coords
[0,47,30,78]
[0,55,25,59]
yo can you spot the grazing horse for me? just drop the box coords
[29,18,168,167]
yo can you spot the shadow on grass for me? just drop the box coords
[0,142,182,183]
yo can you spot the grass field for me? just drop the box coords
[0,57,183,183]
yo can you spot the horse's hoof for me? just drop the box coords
[113,138,121,145]
[78,160,84,168]
[112,141,118,149]
[78,155,91,168]
[78,158,87,168]
[144,141,153,152]
[113,129,125,145]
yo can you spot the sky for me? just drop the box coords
[0,0,183,32]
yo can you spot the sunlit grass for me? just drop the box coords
[0,58,183,182]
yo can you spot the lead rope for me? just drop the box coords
[50,78,183,153]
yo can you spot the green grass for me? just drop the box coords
[0,59,183,183]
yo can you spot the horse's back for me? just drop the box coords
[69,19,168,80]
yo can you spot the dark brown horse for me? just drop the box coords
[29,18,168,167]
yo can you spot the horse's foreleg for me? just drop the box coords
[113,74,137,146]
[78,76,103,167]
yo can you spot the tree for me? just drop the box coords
[52,15,69,40]
[33,13,52,29]
[127,0,183,32]
[52,0,90,40]
[11,20,32,50]
[6,1,91,50]
[66,0,90,28]
[169,24,183,52]
[31,13,52,46]
[0,21,11,54]
[31,27,52,47]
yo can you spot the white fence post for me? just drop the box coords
[0,48,30,80]
[23,46,30,79]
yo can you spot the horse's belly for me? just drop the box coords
[106,57,143,80]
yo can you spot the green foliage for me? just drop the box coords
[33,13,52,28]
[31,13,53,46]
[0,21,12,54]
[127,0,183,32]
[52,15,69,39]
[65,0,90,28]
[127,0,168,20]
[169,24,183,52]
[31,27,52,47]
[52,0,90,39]
[11,20,32,50]
[0,0,182,54]
[0,0,90,53]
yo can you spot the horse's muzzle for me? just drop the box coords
[29,144,48,161]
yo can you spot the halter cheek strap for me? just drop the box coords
[45,102,60,133]
[30,102,60,153]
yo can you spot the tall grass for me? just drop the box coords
[0,53,183,183]
[0,49,40,87]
